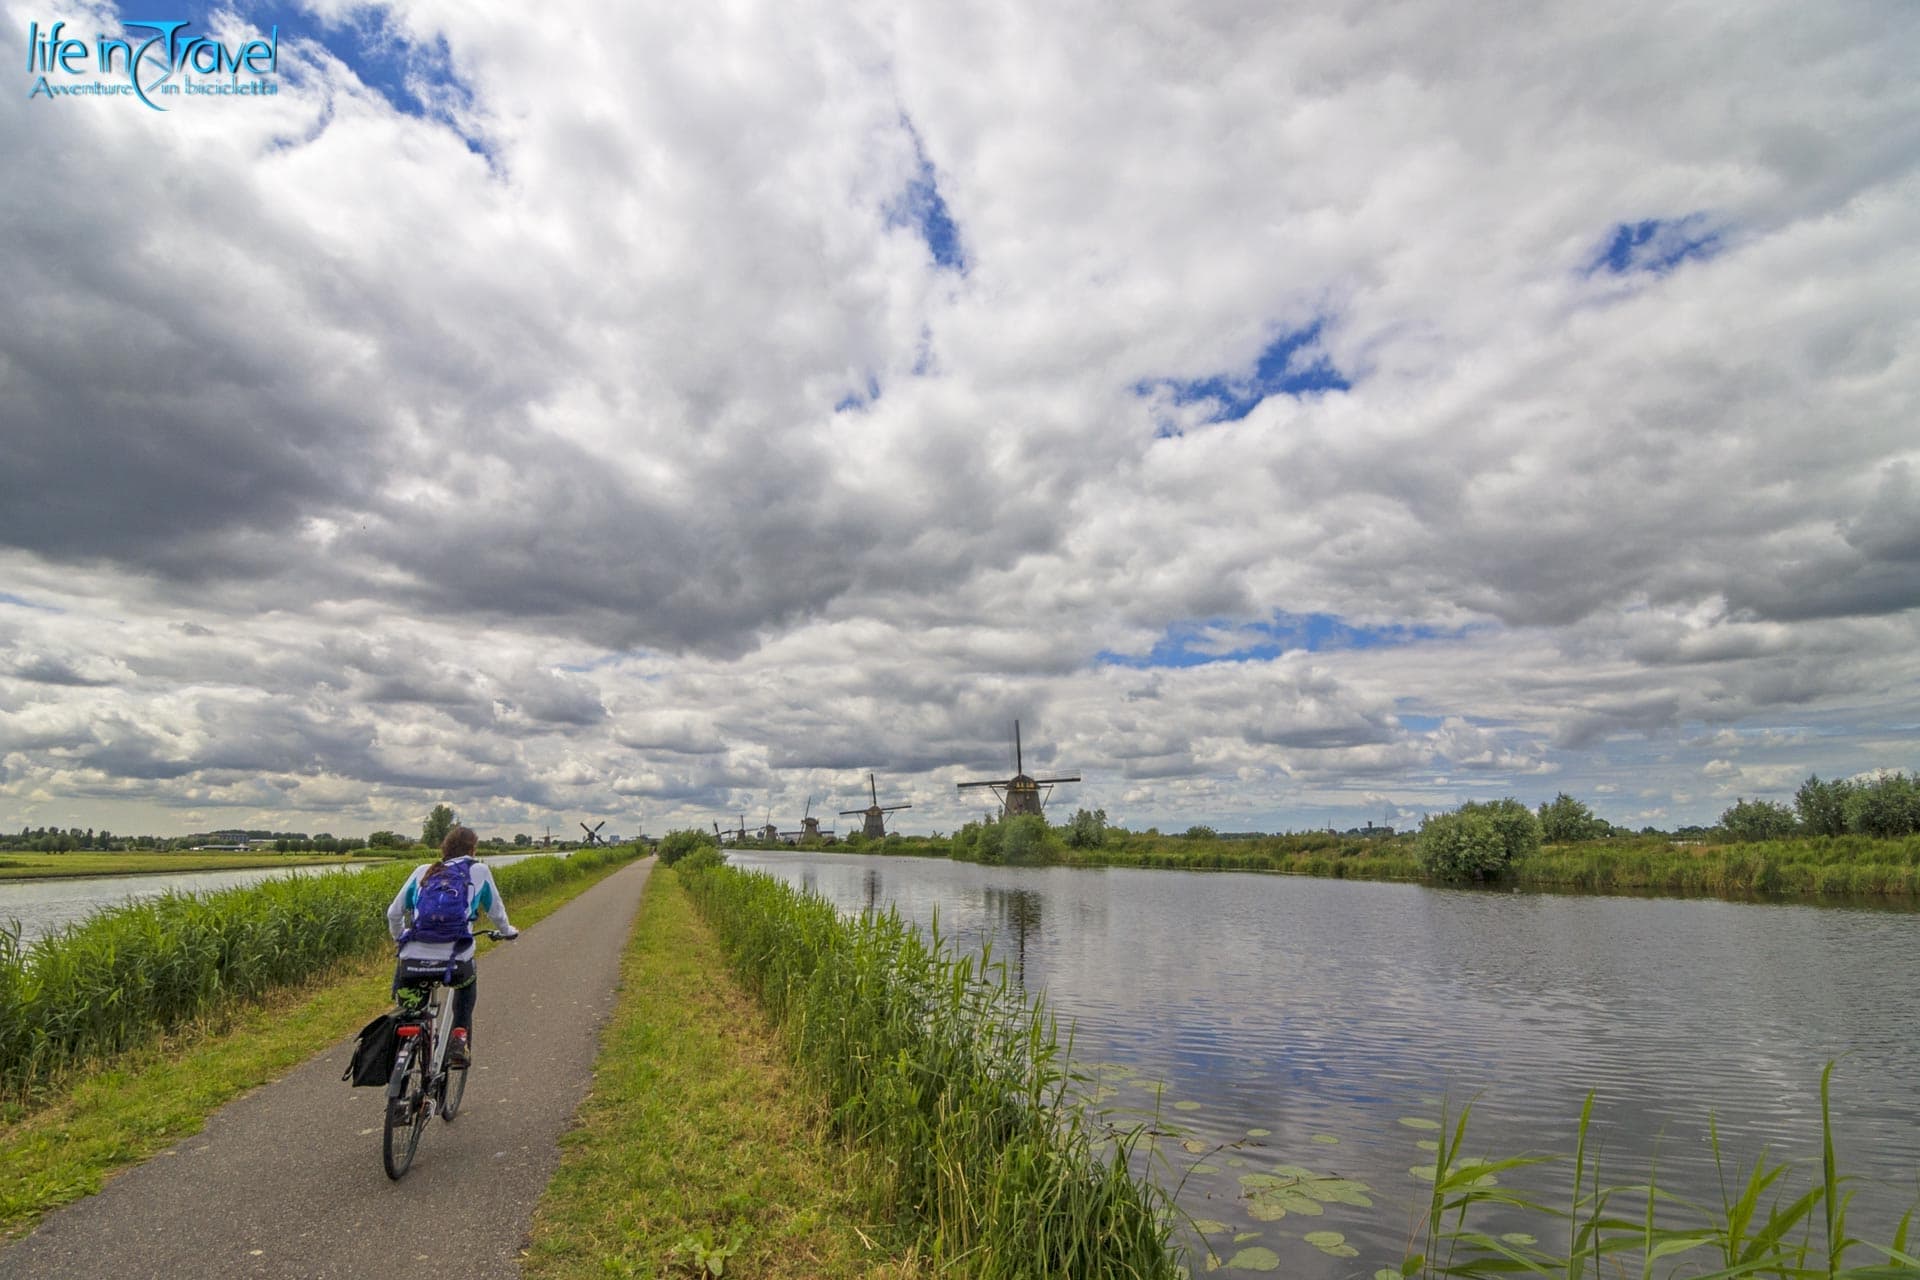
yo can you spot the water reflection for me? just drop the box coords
[984,886,1042,986]
[728,850,1920,1277]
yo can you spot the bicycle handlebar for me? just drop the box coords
[478,929,518,941]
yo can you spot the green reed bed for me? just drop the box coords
[1064,839,1423,882]
[1405,1066,1917,1280]
[679,864,1182,1280]
[0,846,640,1097]
[1513,835,1920,897]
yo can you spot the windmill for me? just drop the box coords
[957,720,1079,817]
[779,796,826,845]
[758,806,780,844]
[579,820,607,847]
[840,773,911,839]
[713,814,748,844]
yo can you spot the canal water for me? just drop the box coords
[727,850,1920,1276]
[0,851,562,944]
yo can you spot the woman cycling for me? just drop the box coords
[385,825,516,1067]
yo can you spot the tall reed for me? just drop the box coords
[679,863,1182,1279]
[0,846,639,1096]
[1404,1065,1919,1280]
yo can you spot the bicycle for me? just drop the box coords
[383,929,515,1180]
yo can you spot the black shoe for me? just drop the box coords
[447,1029,470,1069]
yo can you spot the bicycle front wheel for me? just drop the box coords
[383,1042,430,1179]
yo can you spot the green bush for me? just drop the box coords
[1795,775,1853,837]
[1843,771,1920,838]
[1537,792,1601,843]
[674,846,727,874]
[1418,798,1539,881]
[1001,814,1054,864]
[1064,807,1108,849]
[657,828,718,867]
[1720,797,1798,842]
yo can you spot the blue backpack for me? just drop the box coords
[405,859,474,945]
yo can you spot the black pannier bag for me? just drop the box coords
[343,1011,401,1086]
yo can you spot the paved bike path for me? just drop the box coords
[0,856,654,1280]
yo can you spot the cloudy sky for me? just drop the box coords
[2,0,1916,840]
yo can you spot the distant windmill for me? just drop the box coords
[579,820,607,846]
[840,773,911,840]
[758,806,780,844]
[713,814,748,844]
[779,796,825,845]
[957,720,1079,817]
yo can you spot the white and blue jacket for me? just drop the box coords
[385,856,514,963]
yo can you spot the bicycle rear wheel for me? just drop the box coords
[440,1062,468,1120]
[383,1041,430,1179]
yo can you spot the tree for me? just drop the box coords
[657,827,718,867]
[1842,772,1920,838]
[1001,814,1053,864]
[1417,798,1540,882]
[513,832,532,847]
[367,830,406,849]
[1064,807,1108,849]
[1794,775,1853,837]
[1538,793,1600,843]
[422,804,456,849]
[1183,824,1217,840]
[1719,797,1796,842]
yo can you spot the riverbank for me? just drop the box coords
[525,867,926,1278]
[0,848,644,1240]
[0,851,391,881]
[795,829,1920,900]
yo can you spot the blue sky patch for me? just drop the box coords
[834,374,883,413]
[889,119,966,273]
[1591,216,1721,276]
[1139,320,1349,430]
[0,592,63,613]
[1098,611,1447,669]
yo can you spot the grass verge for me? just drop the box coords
[0,851,642,1241]
[524,867,925,1280]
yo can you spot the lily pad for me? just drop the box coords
[1245,1127,1271,1138]
[1376,1272,1401,1280]
[1233,1231,1261,1242]
[1306,1230,1358,1258]
[1225,1156,1248,1167]
[1410,1163,1437,1183]
[1243,1166,1373,1208]
[1248,1190,1324,1220]
[1173,1100,1203,1112]
[1310,1133,1341,1145]
[1226,1246,1280,1272]
[1415,1139,1438,1152]
[1191,1220,1229,1235]
[1182,1139,1210,1154]
[1398,1116,1441,1131]
[1500,1232,1538,1246]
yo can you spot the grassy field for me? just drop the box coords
[0,851,391,880]
[525,867,925,1279]
[0,849,644,1240]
